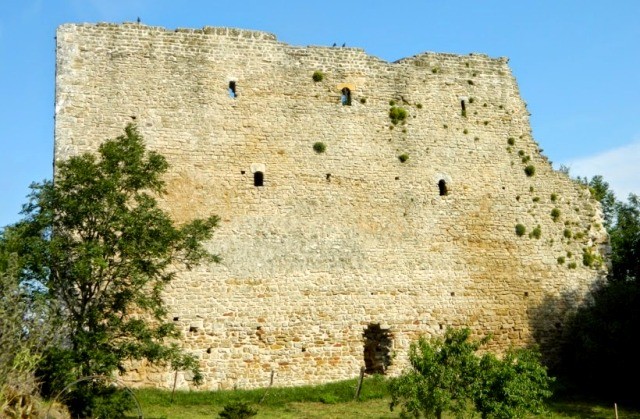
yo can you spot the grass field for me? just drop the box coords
[127,376,640,418]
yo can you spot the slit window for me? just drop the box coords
[254,171,264,187]
[438,179,448,196]
[461,100,466,111]
[228,81,237,98]
[341,87,352,106]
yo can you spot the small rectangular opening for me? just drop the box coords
[229,81,237,98]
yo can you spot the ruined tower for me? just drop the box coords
[54,23,608,390]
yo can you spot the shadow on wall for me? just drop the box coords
[526,289,585,370]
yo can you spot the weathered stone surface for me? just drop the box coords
[54,23,608,390]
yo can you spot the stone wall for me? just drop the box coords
[54,23,608,390]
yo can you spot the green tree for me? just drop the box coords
[0,242,58,417]
[474,349,553,419]
[389,328,553,418]
[6,124,219,416]
[389,328,483,418]
[561,176,639,402]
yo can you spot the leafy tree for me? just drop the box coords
[7,124,219,416]
[561,176,639,402]
[389,328,483,419]
[474,349,553,419]
[389,328,553,419]
[0,242,58,417]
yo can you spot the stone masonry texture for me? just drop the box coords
[54,23,608,390]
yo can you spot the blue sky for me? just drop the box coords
[1,0,638,228]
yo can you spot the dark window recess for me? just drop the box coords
[341,87,352,106]
[461,100,466,111]
[254,171,264,187]
[228,81,237,98]
[363,324,392,374]
[438,179,448,196]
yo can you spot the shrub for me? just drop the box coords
[360,97,366,104]
[312,70,324,82]
[557,256,565,264]
[530,226,542,239]
[551,208,561,222]
[582,248,599,267]
[218,401,257,418]
[389,328,553,419]
[551,193,558,202]
[524,165,536,177]
[507,137,515,146]
[313,142,326,153]
[568,262,577,269]
[398,154,409,163]
[389,106,408,125]
[515,224,526,237]
[474,349,553,419]
[416,103,423,109]
[563,229,572,239]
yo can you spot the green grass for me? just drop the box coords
[129,377,640,418]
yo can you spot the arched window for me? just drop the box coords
[341,87,351,106]
[254,171,264,187]
[438,179,448,196]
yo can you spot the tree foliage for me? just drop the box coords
[561,177,640,402]
[4,124,219,415]
[389,328,553,419]
[0,240,59,417]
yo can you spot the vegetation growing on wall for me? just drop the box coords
[313,142,326,153]
[389,106,408,125]
[312,70,324,82]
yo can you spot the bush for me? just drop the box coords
[551,208,561,222]
[218,401,257,418]
[398,153,409,163]
[313,142,326,153]
[389,328,553,419]
[389,106,408,125]
[524,165,536,177]
[312,70,324,82]
[474,349,553,418]
[530,226,542,239]
[515,224,526,237]
[507,137,515,146]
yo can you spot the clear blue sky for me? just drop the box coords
[1,0,639,228]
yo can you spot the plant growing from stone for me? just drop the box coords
[551,208,561,222]
[313,142,326,153]
[515,224,526,237]
[398,153,409,163]
[389,106,408,125]
[524,165,536,177]
[312,70,324,82]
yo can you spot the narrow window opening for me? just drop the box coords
[341,87,352,106]
[254,171,264,187]
[438,179,448,196]
[461,100,466,111]
[363,324,392,374]
[240,170,246,175]
[228,81,237,98]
